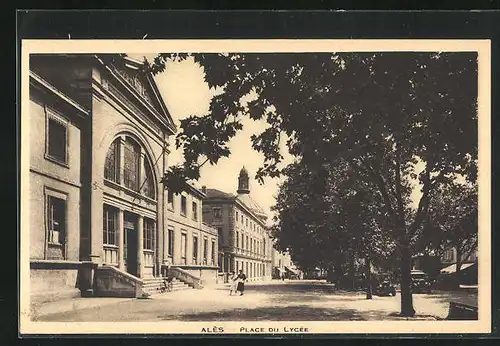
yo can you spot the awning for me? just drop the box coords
[441,262,475,274]
[285,266,299,275]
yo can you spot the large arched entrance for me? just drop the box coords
[101,133,158,278]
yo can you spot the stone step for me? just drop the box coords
[141,277,193,294]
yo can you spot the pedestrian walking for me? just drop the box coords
[236,270,247,296]
[229,272,238,296]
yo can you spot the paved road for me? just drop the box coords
[34,280,477,322]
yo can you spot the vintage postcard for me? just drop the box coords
[19,39,491,335]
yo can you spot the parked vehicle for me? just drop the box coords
[411,270,433,293]
[372,273,397,296]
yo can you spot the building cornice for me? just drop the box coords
[29,72,90,118]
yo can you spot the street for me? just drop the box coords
[32,280,477,322]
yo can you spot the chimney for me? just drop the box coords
[202,185,207,194]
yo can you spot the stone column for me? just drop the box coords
[137,215,144,278]
[118,209,124,271]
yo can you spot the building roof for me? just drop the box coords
[236,193,268,220]
[205,188,268,222]
[205,188,235,199]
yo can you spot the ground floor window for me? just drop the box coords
[167,228,174,257]
[193,235,199,263]
[143,218,154,250]
[203,237,208,264]
[103,205,118,246]
[181,233,187,264]
[211,239,216,265]
[46,193,67,259]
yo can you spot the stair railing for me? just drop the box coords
[161,264,203,289]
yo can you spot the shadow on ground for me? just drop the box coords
[158,305,366,321]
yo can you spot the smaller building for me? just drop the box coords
[164,184,219,286]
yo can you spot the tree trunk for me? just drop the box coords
[365,253,372,300]
[348,249,355,291]
[400,244,416,317]
[334,261,343,290]
[454,247,462,290]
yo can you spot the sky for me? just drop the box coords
[146,56,288,223]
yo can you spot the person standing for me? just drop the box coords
[229,272,238,296]
[236,270,247,296]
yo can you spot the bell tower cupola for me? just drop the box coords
[237,166,250,194]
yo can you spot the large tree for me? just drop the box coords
[145,51,478,316]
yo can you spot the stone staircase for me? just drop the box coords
[142,277,192,295]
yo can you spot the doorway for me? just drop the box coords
[123,212,138,277]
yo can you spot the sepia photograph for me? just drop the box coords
[19,39,491,335]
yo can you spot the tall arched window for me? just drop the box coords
[141,158,155,200]
[104,138,120,183]
[103,135,157,201]
[123,138,140,191]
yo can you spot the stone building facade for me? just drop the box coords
[165,185,219,285]
[27,54,217,302]
[202,167,273,282]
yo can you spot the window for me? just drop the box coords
[236,211,239,221]
[246,236,249,251]
[211,239,216,264]
[143,218,154,250]
[167,229,174,257]
[181,196,187,216]
[192,201,198,221]
[46,195,66,259]
[103,205,118,245]
[246,218,248,227]
[104,139,120,182]
[203,238,208,263]
[141,158,155,199]
[181,233,187,264]
[193,235,199,262]
[241,215,244,224]
[236,232,239,248]
[167,190,174,210]
[213,207,222,219]
[46,112,68,164]
[123,138,140,191]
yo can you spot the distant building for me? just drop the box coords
[411,245,478,285]
[271,249,300,279]
[202,167,273,282]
